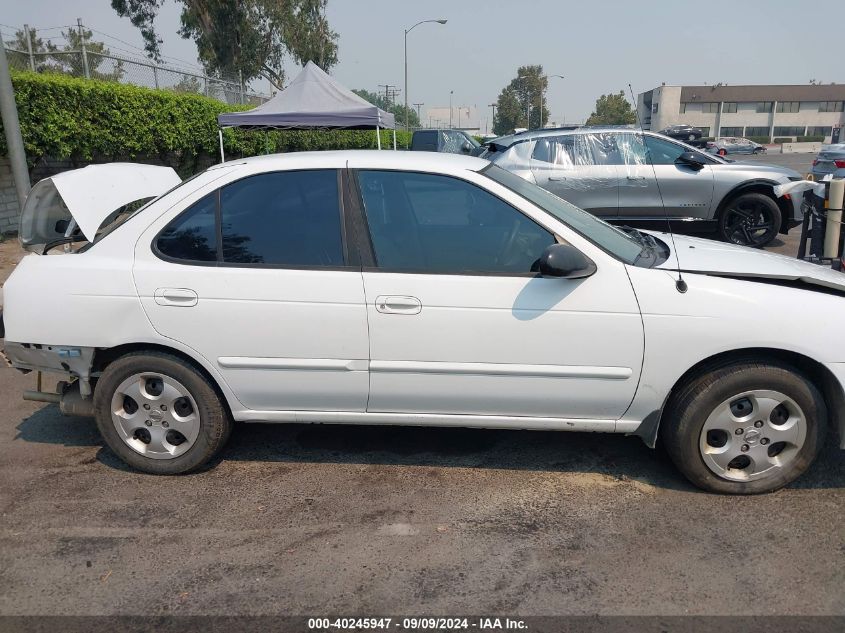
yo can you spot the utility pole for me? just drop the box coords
[24,24,35,71]
[378,84,399,107]
[413,103,423,126]
[0,43,31,211]
[449,90,453,128]
[77,18,90,79]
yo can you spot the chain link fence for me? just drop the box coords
[5,45,270,106]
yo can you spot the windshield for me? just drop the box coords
[482,163,644,264]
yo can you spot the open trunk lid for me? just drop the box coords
[19,163,181,252]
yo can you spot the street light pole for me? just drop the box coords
[404,18,447,132]
[449,90,453,128]
[544,74,564,129]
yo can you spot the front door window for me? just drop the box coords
[357,170,555,274]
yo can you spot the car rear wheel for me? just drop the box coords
[660,361,826,494]
[93,351,232,474]
[718,192,781,248]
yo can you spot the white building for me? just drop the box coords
[423,105,480,132]
[637,84,845,142]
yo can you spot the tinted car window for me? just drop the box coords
[645,135,690,165]
[220,170,343,266]
[357,170,554,274]
[157,192,218,262]
[411,131,437,151]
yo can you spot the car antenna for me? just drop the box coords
[628,83,687,293]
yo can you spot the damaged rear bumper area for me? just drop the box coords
[2,341,96,417]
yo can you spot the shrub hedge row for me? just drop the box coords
[0,71,413,176]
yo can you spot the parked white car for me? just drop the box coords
[2,153,844,493]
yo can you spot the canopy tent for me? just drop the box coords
[216,61,396,160]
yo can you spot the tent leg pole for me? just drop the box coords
[218,128,225,163]
[376,125,381,150]
[393,128,397,150]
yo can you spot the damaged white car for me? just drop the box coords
[2,153,844,494]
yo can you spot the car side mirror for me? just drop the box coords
[461,141,472,153]
[536,244,597,279]
[676,151,705,171]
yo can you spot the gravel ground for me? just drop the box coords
[0,160,842,619]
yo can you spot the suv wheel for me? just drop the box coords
[718,192,781,248]
[93,351,232,474]
[660,361,826,494]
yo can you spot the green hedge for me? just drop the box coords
[746,136,771,144]
[0,71,412,176]
[771,136,825,144]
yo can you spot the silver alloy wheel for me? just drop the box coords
[110,372,201,460]
[699,389,806,482]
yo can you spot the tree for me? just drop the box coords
[170,74,203,95]
[8,26,124,81]
[352,88,419,128]
[585,91,636,126]
[492,65,548,135]
[111,0,338,89]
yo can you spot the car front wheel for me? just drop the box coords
[93,351,232,474]
[718,192,781,248]
[660,361,826,494]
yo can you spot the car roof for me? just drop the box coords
[217,149,490,174]
[488,125,641,148]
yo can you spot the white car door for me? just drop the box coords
[132,169,370,413]
[352,167,644,420]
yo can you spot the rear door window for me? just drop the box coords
[156,170,346,267]
[220,170,344,266]
[531,135,594,168]
[156,192,218,262]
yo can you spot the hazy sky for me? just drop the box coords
[3,0,839,131]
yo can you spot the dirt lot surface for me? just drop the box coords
[0,162,842,619]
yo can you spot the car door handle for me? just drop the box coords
[375,295,422,315]
[626,175,646,181]
[548,175,567,181]
[154,288,198,307]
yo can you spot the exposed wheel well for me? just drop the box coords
[653,347,844,448]
[716,183,790,233]
[92,343,234,419]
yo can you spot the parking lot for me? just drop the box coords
[0,152,842,618]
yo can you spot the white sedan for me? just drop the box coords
[3,152,844,494]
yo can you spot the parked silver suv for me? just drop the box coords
[479,127,802,247]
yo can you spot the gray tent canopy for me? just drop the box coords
[216,61,396,160]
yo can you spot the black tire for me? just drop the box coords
[660,361,826,494]
[717,192,781,248]
[753,147,764,154]
[93,351,232,474]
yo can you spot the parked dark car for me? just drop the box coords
[659,124,704,146]
[411,129,480,154]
